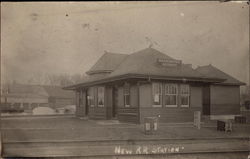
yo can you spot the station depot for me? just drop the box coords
[65,47,244,124]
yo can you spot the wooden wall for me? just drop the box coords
[87,86,107,119]
[75,90,86,117]
[116,84,140,123]
[105,86,113,119]
[139,83,202,123]
[74,81,204,123]
[210,85,240,115]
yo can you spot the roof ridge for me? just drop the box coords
[103,51,127,56]
[196,64,244,85]
[110,54,131,73]
[87,51,129,75]
[209,64,242,82]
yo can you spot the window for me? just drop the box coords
[165,84,178,107]
[180,84,190,107]
[97,87,105,107]
[87,96,94,107]
[152,83,162,107]
[124,83,130,107]
[87,88,95,107]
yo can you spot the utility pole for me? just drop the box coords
[248,33,250,96]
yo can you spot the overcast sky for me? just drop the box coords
[1,2,249,86]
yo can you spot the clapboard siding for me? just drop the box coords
[89,107,106,119]
[140,107,201,123]
[210,85,240,115]
[139,83,202,123]
[105,86,113,119]
[76,106,85,117]
[117,107,139,123]
[117,86,124,108]
[116,84,140,123]
[75,90,86,117]
[190,86,202,108]
[241,111,250,123]
[210,104,240,115]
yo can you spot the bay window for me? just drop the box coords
[165,84,178,107]
[180,84,190,107]
[152,83,162,107]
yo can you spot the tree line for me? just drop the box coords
[7,73,87,87]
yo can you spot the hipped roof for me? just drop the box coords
[86,52,128,75]
[65,48,227,89]
[196,64,245,86]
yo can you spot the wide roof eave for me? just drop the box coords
[64,73,225,90]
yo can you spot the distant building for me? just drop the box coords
[42,85,75,109]
[0,84,75,113]
[65,48,245,123]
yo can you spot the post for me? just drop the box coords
[194,111,201,129]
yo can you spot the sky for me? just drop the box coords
[1,2,249,87]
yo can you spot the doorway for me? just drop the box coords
[85,92,89,116]
[112,87,118,118]
[202,85,211,115]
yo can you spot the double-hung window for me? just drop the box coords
[165,84,178,107]
[180,84,190,107]
[97,86,105,107]
[87,88,95,107]
[152,83,162,107]
[124,83,130,107]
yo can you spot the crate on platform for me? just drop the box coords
[235,116,246,124]
[217,120,232,132]
[144,117,158,135]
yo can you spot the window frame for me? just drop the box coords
[164,83,178,107]
[180,84,190,107]
[87,95,95,107]
[152,82,163,107]
[87,88,95,107]
[97,86,105,107]
[124,83,130,107]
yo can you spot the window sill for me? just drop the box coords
[181,105,189,108]
[165,105,177,108]
[152,105,162,108]
[125,105,130,108]
[98,105,104,107]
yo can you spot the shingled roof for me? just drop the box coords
[66,48,228,89]
[110,48,206,78]
[86,51,128,75]
[196,64,245,85]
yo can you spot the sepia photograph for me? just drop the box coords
[0,1,249,159]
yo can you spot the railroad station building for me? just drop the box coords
[66,47,244,123]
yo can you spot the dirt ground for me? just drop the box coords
[1,116,250,142]
[1,116,249,158]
